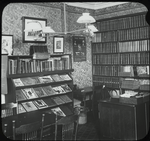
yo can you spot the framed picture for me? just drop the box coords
[73,36,86,62]
[22,16,47,43]
[2,35,13,55]
[53,36,64,53]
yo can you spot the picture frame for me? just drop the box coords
[22,16,47,43]
[2,34,13,55]
[72,36,86,62]
[53,36,64,53]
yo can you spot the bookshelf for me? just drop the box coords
[92,12,149,140]
[3,54,74,125]
[92,12,149,92]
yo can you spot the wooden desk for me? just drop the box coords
[98,100,149,140]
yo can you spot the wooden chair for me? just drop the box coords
[56,114,79,141]
[12,114,45,140]
[2,102,17,139]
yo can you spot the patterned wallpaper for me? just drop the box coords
[2,2,148,89]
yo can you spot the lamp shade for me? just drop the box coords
[77,12,96,24]
[87,24,98,32]
[42,26,55,33]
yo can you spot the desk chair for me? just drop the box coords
[56,114,79,141]
[12,114,45,140]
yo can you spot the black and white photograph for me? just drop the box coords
[1,2,150,141]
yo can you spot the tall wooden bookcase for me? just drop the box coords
[92,12,149,140]
[92,12,149,91]
[2,54,74,137]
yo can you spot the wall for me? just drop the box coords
[2,2,94,89]
[2,2,148,89]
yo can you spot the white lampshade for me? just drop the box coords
[24,21,42,32]
[87,24,98,32]
[42,26,55,33]
[77,12,96,24]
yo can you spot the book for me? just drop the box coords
[43,98,57,107]
[38,75,54,83]
[33,99,48,109]
[33,87,48,97]
[42,85,56,96]
[51,74,63,82]
[59,105,73,116]
[22,101,38,112]
[22,88,38,99]
[59,74,72,81]
[30,77,41,84]
[51,96,65,105]
[17,104,26,114]
[59,95,72,103]
[52,86,66,94]
[21,77,37,85]
[13,78,24,87]
[61,84,72,93]
[51,107,66,117]
[16,89,27,101]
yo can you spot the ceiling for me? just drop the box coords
[66,2,129,10]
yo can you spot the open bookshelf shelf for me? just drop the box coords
[3,54,74,126]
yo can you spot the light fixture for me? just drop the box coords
[42,26,55,33]
[77,12,96,24]
[24,21,43,32]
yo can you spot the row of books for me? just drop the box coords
[96,14,148,32]
[92,27,149,43]
[92,42,118,53]
[13,74,72,87]
[93,76,120,88]
[118,40,149,52]
[93,54,119,65]
[16,84,72,101]
[118,27,149,41]
[92,39,149,53]
[120,52,149,65]
[8,55,71,75]
[92,31,118,43]
[93,52,149,65]
[93,65,149,77]
[17,95,72,114]
[93,66,119,76]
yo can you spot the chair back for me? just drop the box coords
[56,114,79,141]
[12,113,45,140]
[2,102,17,139]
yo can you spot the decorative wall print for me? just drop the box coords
[22,17,47,43]
[53,36,64,53]
[2,35,13,55]
[73,36,86,62]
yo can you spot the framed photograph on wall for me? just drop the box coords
[73,36,86,62]
[22,16,47,43]
[53,36,64,53]
[2,35,13,55]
